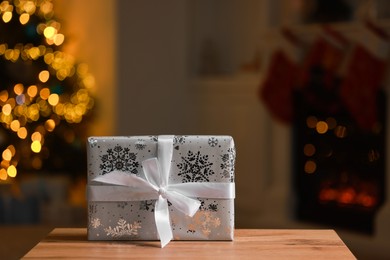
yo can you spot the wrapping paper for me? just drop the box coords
[86,135,235,245]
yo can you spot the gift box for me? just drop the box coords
[86,135,235,247]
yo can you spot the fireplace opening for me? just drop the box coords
[293,89,386,234]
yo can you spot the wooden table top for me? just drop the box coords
[23,228,355,259]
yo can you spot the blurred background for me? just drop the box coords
[0,0,390,259]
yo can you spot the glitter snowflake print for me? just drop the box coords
[90,218,101,229]
[99,146,139,175]
[208,137,218,147]
[221,147,235,182]
[177,151,214,183]
[104,218,141,238]
[187,211,221,237]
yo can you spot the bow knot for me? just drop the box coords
[158,187,168,199]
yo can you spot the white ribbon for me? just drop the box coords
[88,135,235,248]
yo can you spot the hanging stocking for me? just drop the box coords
[299,26,349,91]
[339,21,388,131]
[259,29,301,123]
[296,26,349,114]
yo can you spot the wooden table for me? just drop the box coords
[23,229,355,259]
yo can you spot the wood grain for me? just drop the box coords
[23,229,355,259]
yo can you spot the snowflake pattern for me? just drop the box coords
[186,211,221,237]
[135,139,146,150]
[90,218,101,229]
[173,136,186,145]
[139,200,172,212]
[104,218,141,238]
[199,199,219,212]
[139,200,154,212]
[220,147,235,182]
[177,151,214,182]
[88,138,98,148]
[99,145,139,175]
[208,137,218,147]
[173,136,186,150]
[88,136,235,240]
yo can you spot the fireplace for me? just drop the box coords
[293,88,386,234]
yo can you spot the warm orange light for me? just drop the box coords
[38,70,50,82]
[23,1,36,14]
[53,34,64,46]
[31,131,42,142]
[28,47,40,59]
[7,165,17,177]
[10,120,20,132]
[19,13,30,24]
[17,127,27,139]
[40,1,53,14]
[1,160,9,169]
[319,188,338,202]
[0,90,8,102]
[2,149,12,161]
[14,83,24,95]
[338,188,356,204]
[31,140,41,153]
[304,160,316,174]
[0,168,7,180]
[27,85,38,97]
[2,104,12,115]
[48,93,59,106]
[7,145,15,156]
[0,44,5,54]
[43,26,56,39]
[45,119,55,132]
[39,88,50,100]
[2,11,12,23]
[359,195,376,208]
[316,121,328,134]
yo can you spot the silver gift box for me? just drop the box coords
[87,135,235,241]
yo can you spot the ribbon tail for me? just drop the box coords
[166,191,201,217]
[154,196,173,248]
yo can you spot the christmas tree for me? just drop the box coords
[0,0,94,181]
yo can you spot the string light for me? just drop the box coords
[0,168,7,180]
[0,0,95,178]
[7,165,17,177]
[19,13,29,24]
[38,70,50,82]
[2,11,12,23]
[31,140,42,153]
[316,121,328,134]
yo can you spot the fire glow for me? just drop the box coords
[319,184,378,208]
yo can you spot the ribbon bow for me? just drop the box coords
[89,135,235,248]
